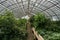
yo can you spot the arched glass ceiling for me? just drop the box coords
[0,0,60,20]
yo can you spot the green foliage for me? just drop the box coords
[29,13,51,29]
[1,11,60,40]
[29,12,60,40]
[0,11,27,40]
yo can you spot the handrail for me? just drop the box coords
[32,27,44,40]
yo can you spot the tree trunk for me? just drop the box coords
[26,21,34,40]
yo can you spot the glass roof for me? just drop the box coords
[0,0,60,19]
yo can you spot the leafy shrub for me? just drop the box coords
[0,11,27,40]
[29,12,60,40]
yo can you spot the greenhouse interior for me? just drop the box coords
[0,0,60,40]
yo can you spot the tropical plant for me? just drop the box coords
[0,11,27,40]
[29,12,60,40]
